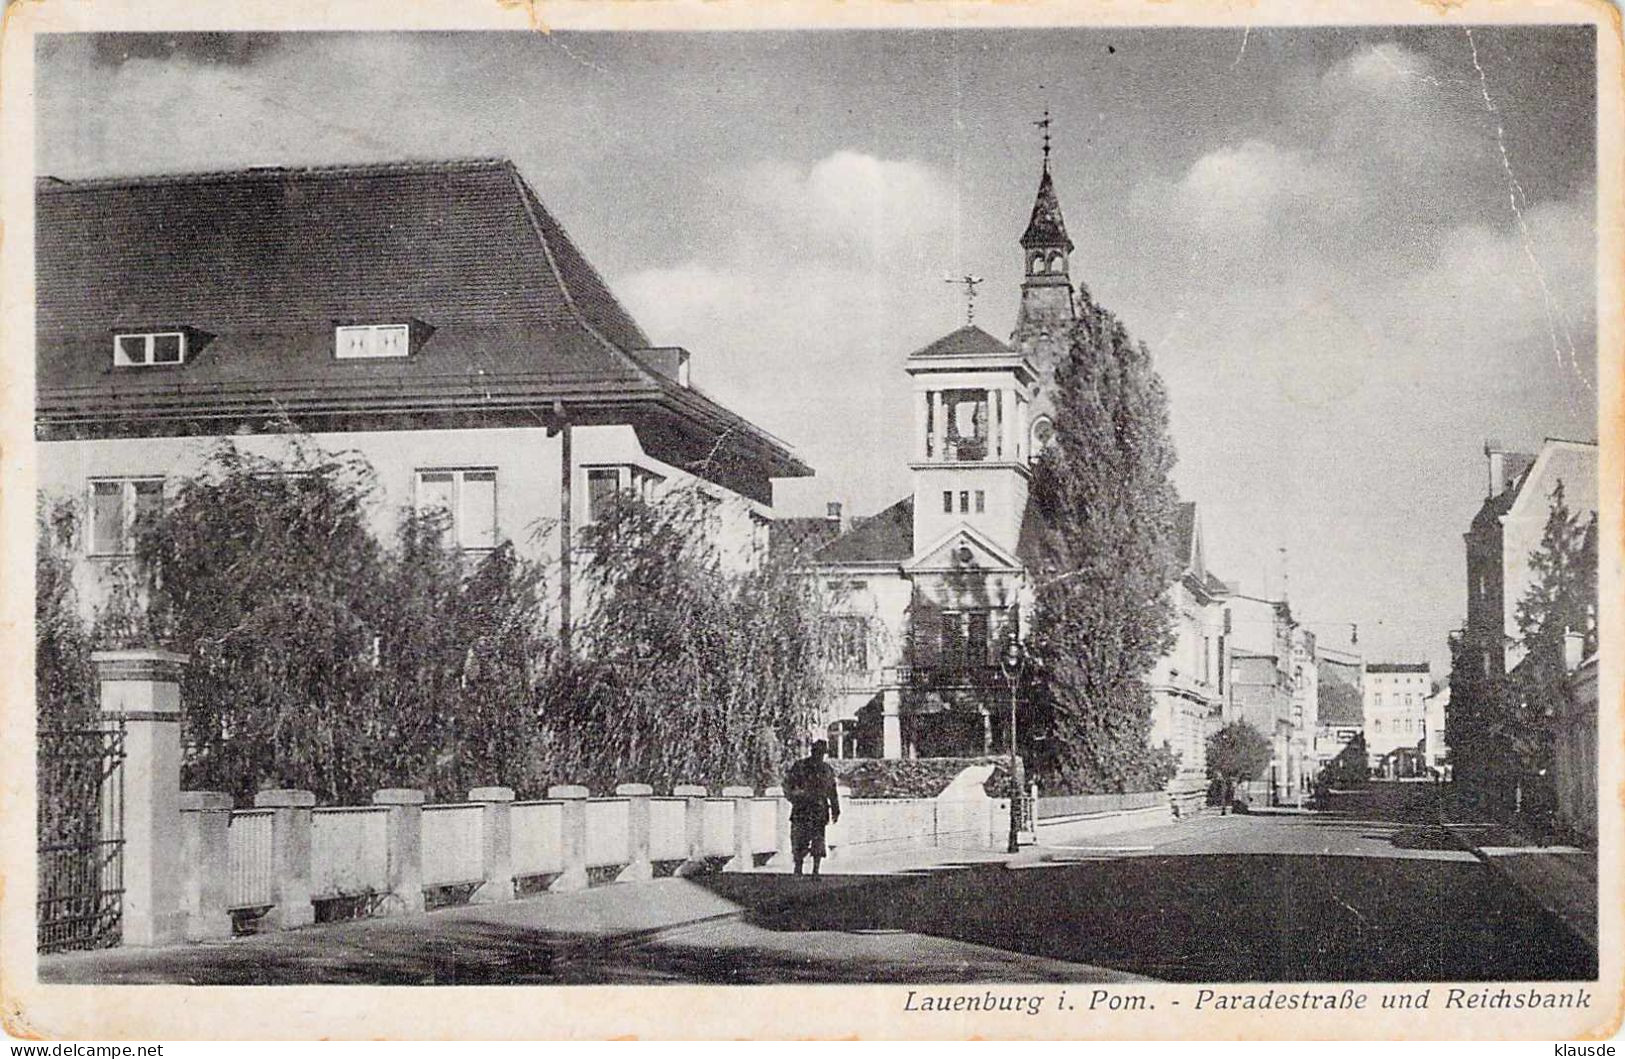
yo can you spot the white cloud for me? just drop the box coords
[743,151,957,262]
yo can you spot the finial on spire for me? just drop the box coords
[1033,108,1052,171]
[945,274,984,326]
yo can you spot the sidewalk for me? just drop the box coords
[37,843,1136,985]
[1441,820,1597,950]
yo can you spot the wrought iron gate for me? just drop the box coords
[37,722,126,953]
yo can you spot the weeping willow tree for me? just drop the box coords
[109,438,553,804]
[541,485,831,792]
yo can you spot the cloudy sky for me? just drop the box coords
[36,27,1597,669]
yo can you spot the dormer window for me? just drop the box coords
[113,331,186,367]
[336,323,411,359]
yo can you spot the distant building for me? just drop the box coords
[1148,503,1230,810]
[1460,438,1598,679]
[1223,594,1297,802]
[1364,662,1431,777]
[1423,681,1450,773]
[1314,646,1365,768]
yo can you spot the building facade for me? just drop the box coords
[1314,645,1366,770]
[1363,662,1432,777]
[36,160,808,636]
[1460,438,1598,680]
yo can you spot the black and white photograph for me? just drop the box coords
[3,0,1619,1042]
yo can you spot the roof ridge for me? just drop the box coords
[36,157,515,192]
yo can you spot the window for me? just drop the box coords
[113,332,186,367]
[587,469,621,525]
[415,468,497,549]
[582,465,666,525]
[336,324,411,359]
[943,491,953,514]
[938,610,998,668]
[88,477,164,555]
[959,491,970,514]
[974,490,985,513]
[823,616,869,672]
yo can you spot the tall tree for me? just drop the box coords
[1450,485,1597,820]
[1515,483,1598,654]
[1023,283,1181,793]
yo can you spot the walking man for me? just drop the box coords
[784,739,841,876]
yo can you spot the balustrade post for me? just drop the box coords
[468,787,515,904]
[764,785,791,865]
[92,649,189,947]
[828,785,853,859]
[254,789,315,929]
[615,784,653,882]
[178,791,233,941]
[372,789,425,915]
[722,785,754,873]
[547,785,589,892]
[673,784,710,877]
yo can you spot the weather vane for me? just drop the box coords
[1033,107,1052,170]
[945,274,985,326]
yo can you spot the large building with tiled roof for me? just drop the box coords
[36,158,810,636]
[794,151,1234,789]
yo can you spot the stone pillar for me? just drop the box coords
[547,785,589,892]
[254,789,315,930]
[828,785,854,859]
[765,785,792,865]
[93,649,189,947]
[178,791,233,941]
[882,688,903,760]
[914,389,930,461]
[468,787,515,904]
[615,784,654,883]
[929,390,944,460]
[674,783,710,877]
[722,785,754,873]
[372,789,425,915]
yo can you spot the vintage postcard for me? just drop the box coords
[0,0,1619,1042]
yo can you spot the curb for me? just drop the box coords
[1439,822,1597,951]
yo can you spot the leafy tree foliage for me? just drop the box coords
[1205,720,1273,785]
[539,487,831,793]
[35,499,97,726]
[1023,283,1181,793]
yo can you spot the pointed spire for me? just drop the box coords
[1021,108,1071,252]
[1020,166,1073,253]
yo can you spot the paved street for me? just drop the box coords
[42,784,1595,985]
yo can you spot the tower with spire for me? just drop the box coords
[1012,109,1077,453]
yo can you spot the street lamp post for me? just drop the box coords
[1000,637,1026,854]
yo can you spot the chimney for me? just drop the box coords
[1485,440,1507,497]
[826,501,844,530]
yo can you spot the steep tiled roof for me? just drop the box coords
[1367,662,1430,674]
[908,325,1012,361]
[770,516,842,561]
[37,160,649,354]
[34,159,809,498]
[813,496,914,563]
[1020,167,1073,253]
